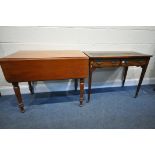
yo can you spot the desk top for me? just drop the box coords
[1,50,88,60]
[84,51,152,59]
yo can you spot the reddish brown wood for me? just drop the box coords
[0,59,88,82]
[88,61,93,102]
[80,78,84,106]
[0,51,89,112]
[2,50,87,59]
[12,82,25,113]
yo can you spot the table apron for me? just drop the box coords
[90,58,148,68]
[1,59,88,82]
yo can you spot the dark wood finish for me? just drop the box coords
[85,51,152,102]
[28,81,34,95]
[12,82,25,112]
[122,66,128,87]
[80,78,84,106]
[74,79,78,91]
[93,60,121,67]
[88,60,93,102]
[86,51,151,58]
[0,51,89,112]
[134,60,149,98]
[0,92,1,97]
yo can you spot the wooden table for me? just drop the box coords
[0,50,89,112]
[84,51,152,102]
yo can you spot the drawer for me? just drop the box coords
[93,60,121,67]
[121,59,147,66]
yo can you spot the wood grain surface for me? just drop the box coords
[84,51,152,59]
[1,50,88,60]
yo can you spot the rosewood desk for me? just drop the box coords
[0,50,88,112]
[84,51,152,102]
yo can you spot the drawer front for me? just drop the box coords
[93,60,121,67]
[121,59,147,66]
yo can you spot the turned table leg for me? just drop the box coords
[74,79,78,91]
[12,82,25,112]
[122,66,128,87]
[28,81,34,94]
[80,78,84,106]
[134,62,149,98]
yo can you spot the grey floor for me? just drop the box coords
[0,85,155,129]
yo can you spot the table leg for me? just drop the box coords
[134,63,149,98]
[28,81,34,94]
[74,79,78,91]
[122,66,128,87]
[80,78,84,106]
[88,62,93,102]
[0,92,1,97]
[12,82,25,113]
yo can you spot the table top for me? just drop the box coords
[1,50,88,60]
[84,51,152,59]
